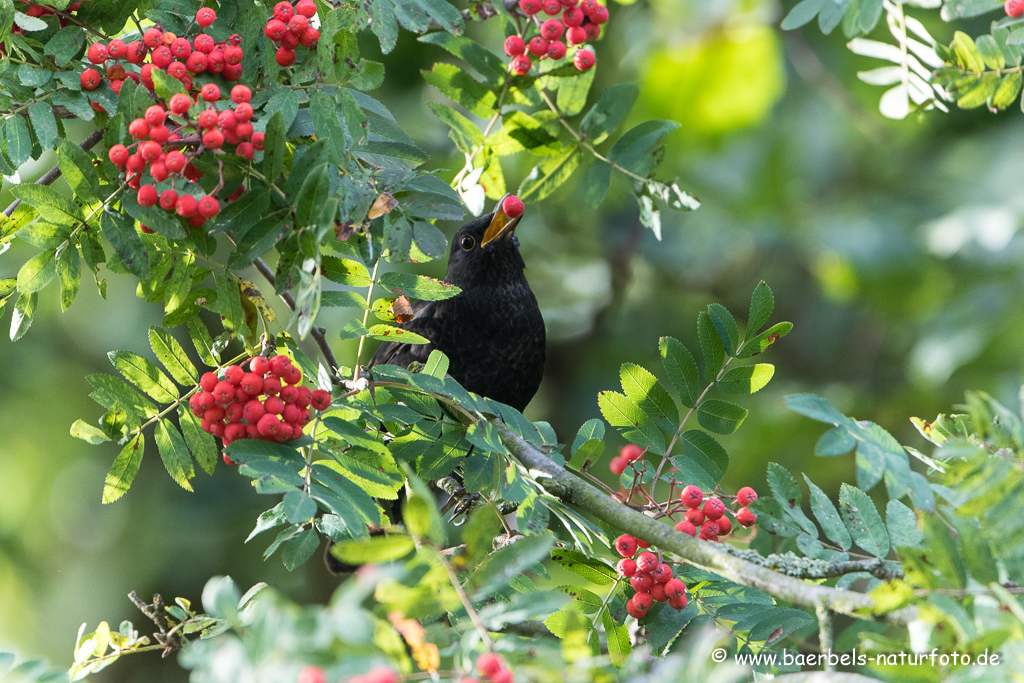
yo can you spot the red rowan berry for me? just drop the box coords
[736,507,756,527]
[223,44,243,65]
[166,61,187,80]
[608,455,626,475]
[280,29,301,49]
[227,85,250,105]
[236,142,255,160]
[165,150,186,173]
[200,372,219,392]
[257,413,282,437]
[680,485,703,508]
[519,0,542,14]
[567,26,586,45]
[108,144,129,166]
[175,194,198,217]
[218,110,238,130]
[224,402,243,423]
[310,389,331,410]
[540,18,564,40]
[716,515,732,536]
[80,69,101,90]
[158,189,178,211]
[202,128,224,149]
[263,377,283,395]
[477,653,502,678]
[651,582,668,602]
[252,132,265,150]
[563,6,584,25]
[282,404,302,424]
[621,443,643,462]
[276,47,296,66]
[288,14,309,35]
[617,558,637,577]
[170,37,191,59]
[546,40,566,60]
[573,48,595,70]
[511,54,531,74]
[736,486,757,507]
[504,35,526,56]
[626,596,648,619]
[201,83,220,102]
[700,519,720,538]
[630,573,653,593]
[250,356,270,375]
[205,404,225,422]
[125,41,148,64]
[684,507,705,525]
[614,534,637,557]
[137,184,158,207]
[265,395,285,415]
[169,93,191,115]
[196,7,217,26]
[589,4,608,22]
[542,0,561,14]
[636,551,658,573]
[139,140,161,161]
[223,62,243,81]
[675,519,697,536]
[87,42,108,64]
[583,22,600,40]
[213,380,235,403]
[194,34,215,53]
[186,52,208,73]
[207,49,226,73]
[579,0,599,14]
[636,539,650,548]
[299,27,320,47]
[668,593,688,610]
[150,45,172,68]
[652,563,673,583]
[283,364,302,385]
[198,108,218,129]
[632,591,653,611]
[527,37,549,58]
[269,354,291,376]
[150,125,170,144]
[198,195,220,217]
[243,400,265,423]
[108,39,126,58]
[703,497,725,520]
[188,214,207,228]
[224,364,244,384]
[664,578,685,599]
[265,18,288,41]
[296,0,317,17]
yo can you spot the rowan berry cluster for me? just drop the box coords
[608,443,759,542]
[188,354,332,458]
[264,0,321,66]
[614,534,688,619]
[504,0,606,74]
[107,81,263,226]
[474,652,513,683]
[80,8,244,96]
[673,485,758,541]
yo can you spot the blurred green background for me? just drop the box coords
[4,0,1023,679]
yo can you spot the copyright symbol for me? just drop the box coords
[711,648,727,663]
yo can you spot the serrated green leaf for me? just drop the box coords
[598,390,665,455]
[767,462,816,536]
[839,483,889,557]
[602,610,631,666]
[70,419,110,445]
[149,327,197,385]
[99,211,149,279]
[427,101,483,154]
[281,528,320,571]
[608,120,679,178]
[746,281,774,339]
[619,362,678,431]
[659,336,700,407]
[366,323,429,344]
[785,393,848,424]
[178,406,217,476]
[102,433,144,503]
[422,62,498,118]
[697,311,725,381]
[886,499,924,549]
[57,248,80,311]
[10,291,36,341]
[331,534,415,564]
[322,256,371,286]
[707,303,739,355]
[17,249,57,293]
[27,101,57,150]
[11,184,83,225]
[737,321,792,358]
[262,111,286,183]
[717,364,774,394]
[44,25,84,65]
[993,71,1022,110]
[696,398,747,435]
[154,419,195,492]
[518,146,581,203]
[815,425,856,456]
[5,113,32,167]
[580,83,639,145]
[187,317,219,367]
[378,272,460,300]
[108,350,179,402]
[418,32,501,83]
[469,534,555,599]
[952,31,985,73]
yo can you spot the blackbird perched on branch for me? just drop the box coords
[367,194,546,412]
[325,196,546,574]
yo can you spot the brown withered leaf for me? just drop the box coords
[391,295,414,323]
[334,220,356,241]
[368,191,398,220]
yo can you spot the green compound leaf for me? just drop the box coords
[102,433,144,504]
[839,483,889,558]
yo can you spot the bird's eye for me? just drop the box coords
[460,235,475,251]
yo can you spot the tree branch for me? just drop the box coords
[493,422,917,625]
[724,549,903,581]
[2,129,105,218]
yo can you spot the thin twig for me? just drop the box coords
[2,129,104,217]
[252,256,340,374]
[435,547,495,650]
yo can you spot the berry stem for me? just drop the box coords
[434,546,496,650]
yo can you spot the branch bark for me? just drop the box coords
[494,422,917,625]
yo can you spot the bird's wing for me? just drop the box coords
[367,300,443,369]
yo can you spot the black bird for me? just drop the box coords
[368,194,546,412]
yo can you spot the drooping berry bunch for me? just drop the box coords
[108,82,264,226]
[608,443,759,542]
[614,535,688,619]
[505,0,607,75]
[80,8,244,98]
[188,354,332,457]
[472,652,513,683]
[674,485,758,542]
[264,0,321,67]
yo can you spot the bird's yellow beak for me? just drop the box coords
[480,194,523,248]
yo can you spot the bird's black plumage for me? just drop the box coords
[368,202,545,412]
